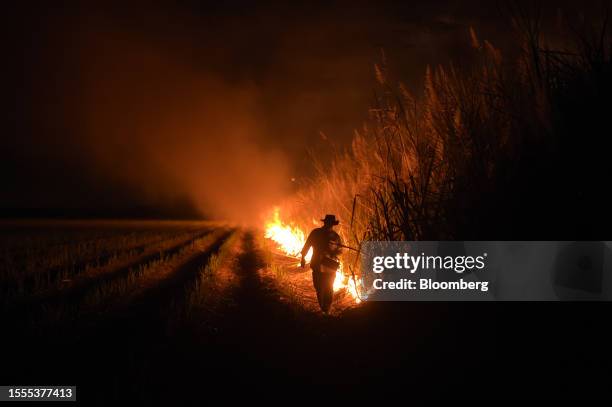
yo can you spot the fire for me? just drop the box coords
[264,208,312,261]
[264,208,361,303]
[332,262,361,303]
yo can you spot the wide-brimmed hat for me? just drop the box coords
[321,214,339,225]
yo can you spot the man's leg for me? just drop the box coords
[321,271,336,313]
[311,267,324,310]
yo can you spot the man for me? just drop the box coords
[300,214,343,314]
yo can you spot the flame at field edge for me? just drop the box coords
[264,208,360,304]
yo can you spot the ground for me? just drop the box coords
[1,221,499,403]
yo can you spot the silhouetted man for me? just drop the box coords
[301,214,343,314]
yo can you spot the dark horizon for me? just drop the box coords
[0,204,201,220]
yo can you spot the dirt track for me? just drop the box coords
[2,227,497,403]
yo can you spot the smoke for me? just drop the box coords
[8,1,564,221]
[83,32,290,223]
[22,9,291,224]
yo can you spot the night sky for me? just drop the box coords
[3,1,591,220]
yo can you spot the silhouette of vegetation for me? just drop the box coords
[287,3,611,249]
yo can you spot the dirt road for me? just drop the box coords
[2,227,497,403]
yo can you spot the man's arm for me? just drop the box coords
[330,232,343,257]
[300,231,314,267]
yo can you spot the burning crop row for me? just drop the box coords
[264,208,361,303]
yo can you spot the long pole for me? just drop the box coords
[347,194,363,301]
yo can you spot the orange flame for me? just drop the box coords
[264,208,360,303]
[264,208,312,261]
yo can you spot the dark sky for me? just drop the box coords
[3,0,595,221]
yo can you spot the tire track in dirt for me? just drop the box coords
[69,230,487,403]
[173,231,497,402]
[171,230,324,400]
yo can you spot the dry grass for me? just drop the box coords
[183,230,242,316]
[0,221,216,304]
[279,4,611,253]
[82,229,228,313]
